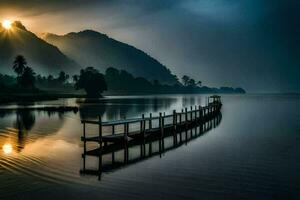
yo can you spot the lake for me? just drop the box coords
[0,94,300,199]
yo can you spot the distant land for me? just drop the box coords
[0,21,245,104]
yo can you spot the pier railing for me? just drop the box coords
[81,102,221,143]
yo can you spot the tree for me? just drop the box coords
[105,67,120,90]
[47,75,54,82]
[182,75,190,86]
[73,67,107,97]
[197,81,202,87]
[12,55,36,88]
[105,67,119,78]
[57,71,69,84]
[13,55,27,76]
[153,79,161,86]
[187,78,196,87]
[18,67,36,88]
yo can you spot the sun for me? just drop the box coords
[2,19,12,30]
[2,143,13,155]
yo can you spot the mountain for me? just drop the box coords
[0,21,80,75]
[42,30,178,85]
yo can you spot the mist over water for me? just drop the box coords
[0,94,300,199]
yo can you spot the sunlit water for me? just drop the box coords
[0,94,299,199]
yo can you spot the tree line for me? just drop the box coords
[0,55,245,97]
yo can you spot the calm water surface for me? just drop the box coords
[0,94,300,199]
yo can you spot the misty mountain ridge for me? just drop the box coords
[0,21,178,85]
[0,21,80,75]
[42,30,178,85]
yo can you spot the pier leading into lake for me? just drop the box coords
[80,95,222,179]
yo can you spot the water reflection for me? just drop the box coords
[0,96,205,157]
[0,96,180,157]
[2,143,13,155]
[0,108,78,154]
[78,97,177,121]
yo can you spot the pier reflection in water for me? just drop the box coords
[0,108,78,154]
[80,112,222,180]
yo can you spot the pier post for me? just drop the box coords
[207,106,210,117]
[180,109,183,123]
[200,106,203,123]
[83,122,86,153]
[190,106,193,121]
[111,124,115,163]
[141,114,145,157]
[83,122,86,170]
[159,112,162,134]
[98,116,102,179]
[149,113,152,129]
[124,122,129,163]
[162,113,165,151]
[159,112,162,154]
[98,116,102,148]
[140,114,144,134]
[173,110,177,128]
[185,108,188,122]
[198,105,201,123]
[173,110,177,144]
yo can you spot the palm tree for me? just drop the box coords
[13,55,27,76]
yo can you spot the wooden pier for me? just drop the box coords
[80,95,222,179]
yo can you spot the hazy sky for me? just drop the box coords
[0,0,299,92]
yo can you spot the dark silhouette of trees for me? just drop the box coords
[36,71,71,90]
[187,78,196,87]
[103,67,246,94]
[0,74,15,88]
[12,55,36,89]
[197,81,202,87]
[105,67,121,90]
[181,75,203,88]
[73,67,107,97]
[18,67,36,88]
[13,55,27,76]
[1,62,246,97]
[47,75,54,82]
[182,75,190,86]
[153,79,161,88]
[104,67,154,92]
[57,71,69,84]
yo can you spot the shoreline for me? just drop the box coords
[0,91,245,104]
